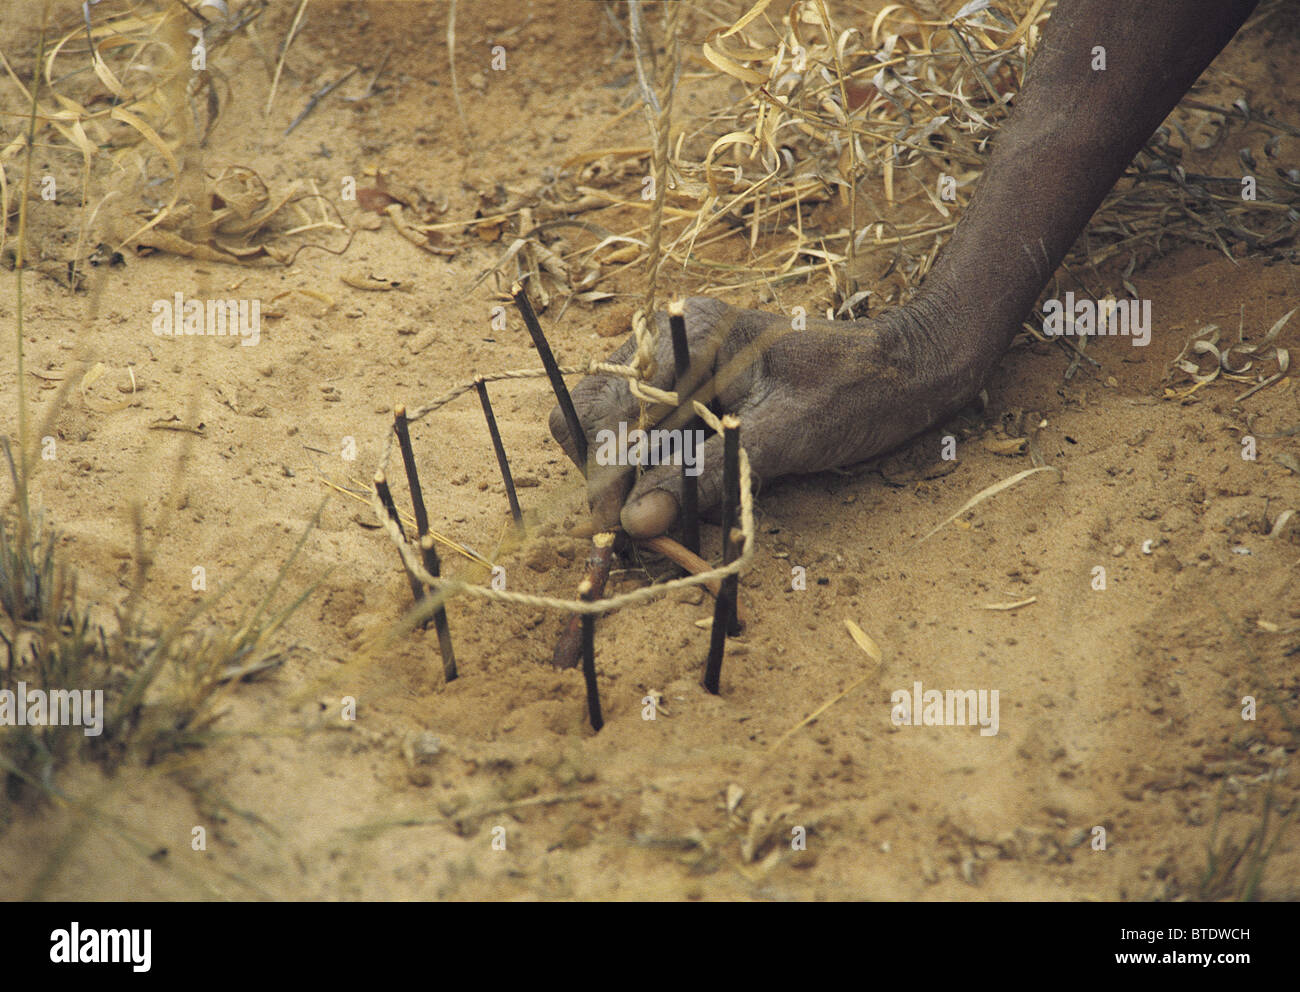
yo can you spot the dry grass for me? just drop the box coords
[0,2,323,897]
[0,0,347,283]
[473,0,1298,343]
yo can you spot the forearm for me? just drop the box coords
[913,0,1258,375]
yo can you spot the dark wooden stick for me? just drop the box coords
[393,405,429,537]
[717,415,742,638]
[721,527,743,638]
[703,414,741,695]
[374,470,404,538]
[375,469,424,604]
[392,408,436,631]
[512,281,587,468]
[475,377,523,526]
[420,534,458,682]
[578,576,603,731]
[667,299,700,555]
[552,532,616,669]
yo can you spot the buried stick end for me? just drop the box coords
[417,534,456,682]
[578,571,603,732]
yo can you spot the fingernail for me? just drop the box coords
[621,489,678,538]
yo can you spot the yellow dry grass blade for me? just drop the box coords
[107,105,180,250]
[916,466,1061,545]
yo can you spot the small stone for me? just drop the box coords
[499,768,544,801]
[790,849,817,869]
[525,545,556,573]
[536,745,563,770]
[437,792,470,816]
[920,854,939,884]
[403,731,441,766]
[343,612,386,641]
[1111,544,1125,557]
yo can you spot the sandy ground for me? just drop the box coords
[1,0,1298,901]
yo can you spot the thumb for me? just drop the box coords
[619,426,731,539]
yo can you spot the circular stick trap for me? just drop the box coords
[371,285,756,729]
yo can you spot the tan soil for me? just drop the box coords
[1,0,1297,901]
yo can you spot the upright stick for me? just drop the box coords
[721,526,743,638]
[382,424,457,678]
[375,469,424,604]
[512,281,587,468]
[393,407,436,631]
[393,405,429,537]
[578,577,603,731]
[475,378,523,526]
[667,299,700,555]
[702,415,741,695]
[420,534,458,683]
